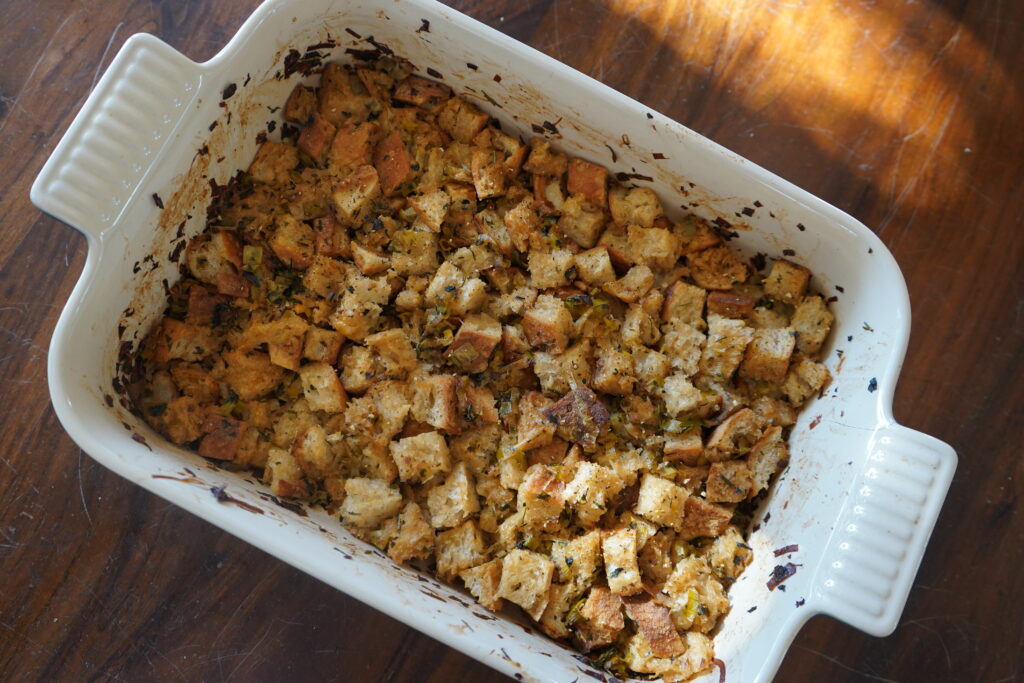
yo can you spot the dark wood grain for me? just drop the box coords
[1,0,1020,681]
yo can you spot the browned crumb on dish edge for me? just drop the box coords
[131,56,834,682]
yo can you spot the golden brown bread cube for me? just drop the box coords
[567,157,608,207]
[764,258,811,302]
[447,313,502,373]
[521,294,573,353]
[689,245,748,290]
[297,112,337,166]
[740,327,796,383]
[706,460,755,503]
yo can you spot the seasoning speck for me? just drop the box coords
[211,484,229,501]
[796,598,806,607]
[417,18,430,32]
[222,82,237,100]
[868,377,878,392]
[152,193,164,209]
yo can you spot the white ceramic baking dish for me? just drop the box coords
[31,0,957,680]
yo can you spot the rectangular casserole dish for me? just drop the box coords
[31,0,957,680]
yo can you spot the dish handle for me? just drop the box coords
[30,33,201,241]
[813,423,957,636]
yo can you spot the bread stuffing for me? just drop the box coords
[133,56,834,682]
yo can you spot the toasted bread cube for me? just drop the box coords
[706,408,764,460]
[362,328,416,378]
[340,477,403,528]
[533,174,566,214]
[408,188,451,232]
[661,280,707,329]
[533,341,593,394]
[707,291,756,317]
[393,74,452,110]
[438,97,490,144]
[522,294,573,353]
[622,595,686,658]
[302,255,347,297]
[632,346,671,389]
[328,120,379,172]
[332,164,381,223]
[269,214,316,269]
[389,229,439,276]
[747,425,788,496]
[674,215,722,254]
[627,225,679,270]
[748,303,790,329]
[367,380,411,440]
[620,304,658,348]
[574,247,616,286]
[660,322,705,377]
[514,391,556,451]
[390,431,451,483]
[675,497,733,541]
[374,130,414,196]
[529,248,575,289]
[451,277,488,316]
[447,313,502,373]
[603,265,654,303]
[240,313,309,370]
[609,186,663,227]
[459,559,505,611]
[427,462,480,529]
[266,447,309,499]
[704,526,753,580]
[565,461,626,527]
[664,429,704,464]
[339,344,378,394]
[220,350,286,400]
[598,224,636,270]
[783,358,831,406]
[249,140,299,185]
[750,396,798,427]
[387,502,436,564]
[283,83,316,124]
[450,424,501,472]
[523,138,568,176]
[567,158,608,207]
[661,374,701,416]
[539,582,577,639]
[706,460,754,503]
[436,520,488,580]
[470,147,507,199]
[411,374,462,434]
[155,318,216,363]
[497,549,555,620]
[791,295,834,354]
[689,245,749,290]
[303,327,344,364]
[577,586,626,650]
[504,195,543,252]
[635,473,690,530]
[740,327,795,383]
[557,194,606,248]
[545,386,611,449]
[764,258,811,302]
[592,348,636,396]
[297,112,337,165]
[290,424,331,480]
[350,242,390,276]
[603,528,643,595]
[518,464,566,529]
[550,529,603,591]
[329,274,389,341]
[298,362,347,413]
[424,261,464,306]
[699,314,753,381]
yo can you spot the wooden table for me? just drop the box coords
[1,0,1020,680]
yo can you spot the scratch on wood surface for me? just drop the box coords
[0,10,79,141]
[224,622,274,681]
[91,21,125,93]
[77,449,93,526]
[796,645,903,682]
